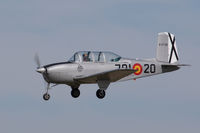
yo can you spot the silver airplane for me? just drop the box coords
[36,32,187,100]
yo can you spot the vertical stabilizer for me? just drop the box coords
[156,32,179,64]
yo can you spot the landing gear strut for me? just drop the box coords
[43,83,50,101]
[96,89,106,99]
[96,80,110,99]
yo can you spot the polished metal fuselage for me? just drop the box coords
[41,58,170,87]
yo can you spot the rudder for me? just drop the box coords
[156,32,179,64]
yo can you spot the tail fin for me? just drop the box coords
[156,32,179,64]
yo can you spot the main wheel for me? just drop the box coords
[96,89,106,99]
[71,89,80,98]
[43,93,50,101]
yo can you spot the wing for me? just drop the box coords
[74,69,136,83]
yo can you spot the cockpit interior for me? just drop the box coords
[68,51,121,63]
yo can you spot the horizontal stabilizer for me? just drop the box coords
[161,63,190,73]
[161,64,180,73]
[175,64,191,66]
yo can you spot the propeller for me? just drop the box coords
[34,53,52,99]
[34,53,46,74]
[34,53,41,68]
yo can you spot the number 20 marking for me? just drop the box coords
[144,64,156,73]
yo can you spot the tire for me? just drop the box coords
[43,93,50,101]
[96,89,106,99]
[71,89,80,98]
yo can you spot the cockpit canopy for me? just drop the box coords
[68,51,121,63]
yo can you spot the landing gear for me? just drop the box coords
[96,89,106,99]
[43,83,51,101]
[43,93,50,100]
[71,89,80,98]
[96,80,109,99]
[71,85,80,98]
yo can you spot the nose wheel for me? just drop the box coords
[43,93,50,100]
[43,83,51,101]
[96,89,106,99]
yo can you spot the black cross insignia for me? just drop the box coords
[168,33,179,63]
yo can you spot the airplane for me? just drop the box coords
[35,32,188,100]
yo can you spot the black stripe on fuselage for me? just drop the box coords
[44,62,72,68]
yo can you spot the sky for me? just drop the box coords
[0,0,199,133]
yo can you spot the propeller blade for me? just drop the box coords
[34,53,41,68]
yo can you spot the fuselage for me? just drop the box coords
[37,51,180,88]
[40,58,165,85]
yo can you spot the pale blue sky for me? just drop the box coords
[0,0,199,133]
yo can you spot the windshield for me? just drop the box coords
[103,52,121,62]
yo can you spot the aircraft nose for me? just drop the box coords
[36,67,45,73]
